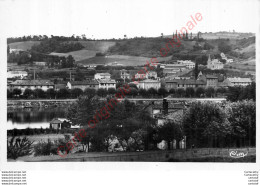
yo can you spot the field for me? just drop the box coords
[78,55,173,66]
[75,41,116,52]
[225,58,256,72]
[50,49,98,61]
[8,41,41,51]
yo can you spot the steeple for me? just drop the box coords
[208,54,211,62]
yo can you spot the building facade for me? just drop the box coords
[137,79,161,90]
[9,80,54,93]
[98,79,116,90]
[7,71,28,79]
[207,55,224,70]
[67,80,99,91]
[94,73,111,80]
[120,69,130,79]
[177,60,195,69]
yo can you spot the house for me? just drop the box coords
[197,72,218,87]
[163,64,187,76]
[67,80,99,91]
[134,71,158,79]
[34,61,47,66]
[49,118,71,130]
[207,55,224,70]
[94,73,111,80]
[7,71,28,79]
[9,80,54,93]
[147,71,158,79]
[205,75,218,87]
[177,60,195,69]
[98,79,116,90]
[153,99,186,150]
[224,77,252,86]
[165,79,206,90]
[137,79,161,90]
[120,69,130,79]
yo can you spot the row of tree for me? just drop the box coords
[8,82,255,101]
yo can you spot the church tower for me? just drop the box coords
[207,54,211,68]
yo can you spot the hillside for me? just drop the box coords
[50,49,97,61]
[9,41,41,51]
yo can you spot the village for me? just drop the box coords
[7,32,256,162]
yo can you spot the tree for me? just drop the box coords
[71,88,83,98]
[194,62,199,79]
[183,101,231,148]
[84,88,96,98]
[218,41,231,53]
[157,120,183,150]
[138,89,147,97]
[23,88,33,98]
[158,87,168,97]
[13,88,22,97]
[227,100,256,147]
[176,88,185,97]
[203,42,214,50]
[195,87,205,97]
[7,45,10,54]
[227,86,242,102]
[7,89,13,99]
[108,88,116,95]
[129,88,138,97]
[205,87,215,97]
[46,88,56,99]
[147,88,157,97]
[56,88,70,99]
[185,87,195,97]
[33,89,46,99]
[97,88,108,97]
[216,87,226,96]
[169,88,176,96]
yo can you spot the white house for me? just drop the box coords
[137,79,161,90]
[7,71,28,79]
[225,77,252,86]
[9,80,54,93]
[98,79,116,90]
[94,73,111,80]
[177,60,195,69]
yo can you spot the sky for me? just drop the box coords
[0,0,259,39]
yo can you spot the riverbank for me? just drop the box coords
[7,99,77,108]
[10,147,256,162]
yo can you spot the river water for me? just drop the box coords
[7,107,68,130]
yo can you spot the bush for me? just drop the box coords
[34,139,57,156]
[7,137,34,159]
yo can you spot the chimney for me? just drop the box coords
[162,98,168,115]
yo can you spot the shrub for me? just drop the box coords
[7,137,34,159]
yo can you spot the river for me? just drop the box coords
[7,107,68,130]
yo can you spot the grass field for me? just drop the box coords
[50,49,98,61]
[78,54,173,66]
[8,41,41,51]
[72,41,116,52]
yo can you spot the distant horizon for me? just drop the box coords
[7,31,256,40]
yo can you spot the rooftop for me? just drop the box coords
[165,79,205,85]
[227,77,252,83]
[10,80,54,86]
[95,73,111,76]
[69,80,99,85]
[98,79,116,84]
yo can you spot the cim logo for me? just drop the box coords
[229,150,248,158]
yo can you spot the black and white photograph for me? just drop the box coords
[0,0,259,184]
